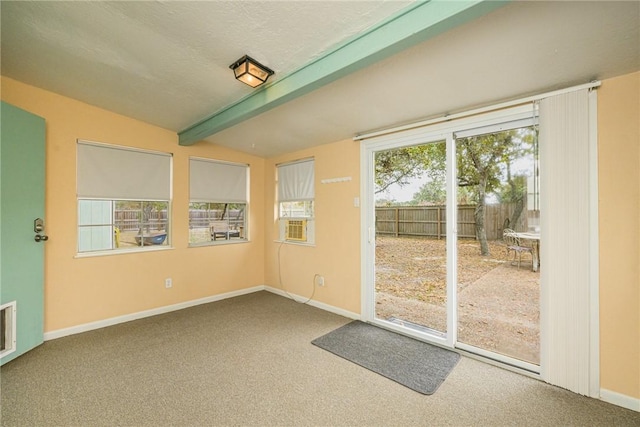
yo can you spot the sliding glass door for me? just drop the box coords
[455,125,540,368]
[374,140,448,338]
[364,105,540,371]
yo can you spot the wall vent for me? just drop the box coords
[285,219,307,242]
[0,301,17,359]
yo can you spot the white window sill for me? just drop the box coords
[75,245,174,258]
[189,239,249,248]
[273,240,316,247]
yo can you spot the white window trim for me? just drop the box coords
[187,202,249,248]
[188,158,249,247]
[76,199,172,255]
[75,245,173,259]
[277,159,315,245]
[76,140,173,255]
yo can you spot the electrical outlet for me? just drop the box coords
[315,275,325,287]
[165,278,172,288]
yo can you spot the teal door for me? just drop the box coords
[0,101,46,365]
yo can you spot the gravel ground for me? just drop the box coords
[375,235,540,364]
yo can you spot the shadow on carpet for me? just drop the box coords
[312,321,460,395]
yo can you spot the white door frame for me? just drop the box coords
[361,130,455,348]
[360,104,542,366]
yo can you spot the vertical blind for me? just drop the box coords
[77,141,171,200]
[189,158,248,203]
[539,88,597,396]
[277,159,315,201]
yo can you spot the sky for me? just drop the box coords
[377,178,424,203]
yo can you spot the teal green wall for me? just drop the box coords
[1,101,46,365]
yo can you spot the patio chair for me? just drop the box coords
[503,228,533,269]
[210,220,240,241]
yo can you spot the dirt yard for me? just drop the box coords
[375,235,539,365]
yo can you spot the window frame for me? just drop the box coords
[77,199,170,254]
[76,141,172,256]
[277,159,315,244]
[188,201,248,246]
[188,157,249,247]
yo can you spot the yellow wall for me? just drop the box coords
[2,71,639,403]
[261,72,640,402]
[1,76,266,332]
[598,71,640,399]
[264,140,361,314]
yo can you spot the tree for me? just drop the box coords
[456,128,535,255]
[456,134,510,255]
[374,128,535,256]
[494,128,537,228]
[498,167,527,228]
[374,145,432,194]
[412,175,476,205]
[412,175,446,205]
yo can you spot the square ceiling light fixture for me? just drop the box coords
[229,55,275,88]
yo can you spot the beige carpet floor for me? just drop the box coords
[1,291,639,426]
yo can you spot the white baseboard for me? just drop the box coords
[41,288,640,415]
[600,388,640,412]
[264,285,361,320]
[44,286,265,341]
[44,286,360,341]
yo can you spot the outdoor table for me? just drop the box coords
[513,232,541,272]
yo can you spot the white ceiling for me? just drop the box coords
[2,1,639,157]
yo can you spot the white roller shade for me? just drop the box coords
[77,141,171,200]
[278,159,314,202]
[190,158,248,203]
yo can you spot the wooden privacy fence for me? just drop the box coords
[114,210,168,232]
[376,203,527,241]
[189,209,244,229]
[114,209,244,231]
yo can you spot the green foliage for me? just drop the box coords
[375,145,434,194]
[413,127,535,206]
[496,174,527,203]
[456,132,513,197]
[412,175,446,205]
[376,142,448,206]
[374,126,537,255]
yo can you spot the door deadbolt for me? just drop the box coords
[34,218,48,242]
[34,218,45,233]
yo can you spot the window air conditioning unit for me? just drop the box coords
[285,219,307,242]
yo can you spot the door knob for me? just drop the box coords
[34,234,49,242]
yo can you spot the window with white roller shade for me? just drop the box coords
[277,159,315,244]
[277,159,315,202]
[188,158,249,246]
[189,158,248,203]
[76,141,172,254]
[77,141,171,200]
